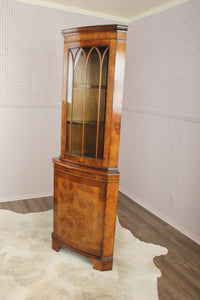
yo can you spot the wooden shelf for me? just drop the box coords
[73,84,107,90]
[66,121,104,126]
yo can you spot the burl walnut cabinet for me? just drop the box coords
[52,25,128,271]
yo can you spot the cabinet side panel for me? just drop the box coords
[109,40,127,167]
[102,180,119,258]
[53,168,106,257]
[102,40,116,167]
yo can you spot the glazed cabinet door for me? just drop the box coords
[61,41,115,168]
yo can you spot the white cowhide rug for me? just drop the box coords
[0,209,167,300]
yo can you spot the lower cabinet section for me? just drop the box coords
[52,158,120,271]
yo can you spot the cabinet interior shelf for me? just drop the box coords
[66,121,104,126]
[73,84,107,90]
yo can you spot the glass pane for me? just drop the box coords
[71,49,85,155]
[84,122,97,158]
[86,48,100,87]
[65,48,86,155]
[66,49,73,153]
[84,48,100,157]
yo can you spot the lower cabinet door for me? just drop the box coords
[53,168,106,257]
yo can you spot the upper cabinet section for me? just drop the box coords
[60,25,128,169]
[66,46,109,160]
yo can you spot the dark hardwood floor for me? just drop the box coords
[0,192,199,299]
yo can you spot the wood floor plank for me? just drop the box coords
[0,193,199,300]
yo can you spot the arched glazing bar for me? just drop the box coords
[78,47,87,156]
[66,46,109,159]
[84,47,101,158]
[67,47,86,154]
[68,48,76,153]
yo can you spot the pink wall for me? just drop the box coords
[119,0,200,243]
[0,0,112,201]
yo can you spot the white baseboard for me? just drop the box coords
[0,192,53,203]
[119,186,200,245]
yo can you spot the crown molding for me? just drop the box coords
[15,0,192,24]
[15,0,128,24]
[128,0,192,23]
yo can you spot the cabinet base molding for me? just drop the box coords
[52,234,113,271]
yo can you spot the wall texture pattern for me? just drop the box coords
[119,0,200,243]
[0,0,111,108]
[123,0,200,123]
[0,0,111,202]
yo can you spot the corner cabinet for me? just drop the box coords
[52,25,128,271]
